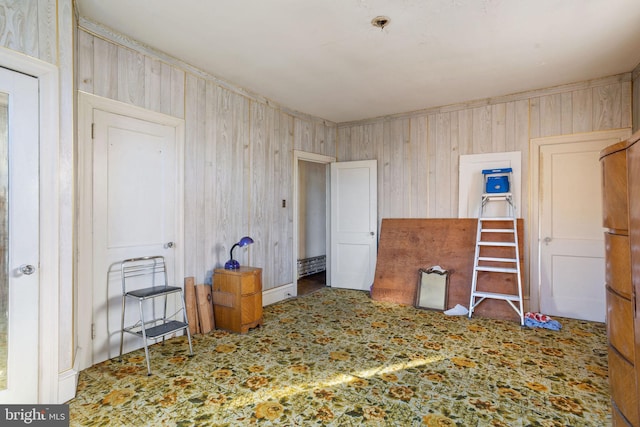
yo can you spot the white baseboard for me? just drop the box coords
[58,368,78,403]
[262,283,296,306]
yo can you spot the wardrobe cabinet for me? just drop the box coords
[600,130,640,427]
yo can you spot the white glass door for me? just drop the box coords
[0,67,39,403]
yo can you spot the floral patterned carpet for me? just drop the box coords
[69,288,610,426]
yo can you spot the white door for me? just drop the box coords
[0,68,39,403]
[539,134,627,322]
[91,110,182,364]
[330,160,377,290]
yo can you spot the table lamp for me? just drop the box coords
[224,236,254,269]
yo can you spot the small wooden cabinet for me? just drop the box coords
[212,267,263,334]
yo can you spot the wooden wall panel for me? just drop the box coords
[183,74,201,282]
[336,123,382,178]
[427,114,445,217]
[81,32,186,119]
[117,47,145,107]
[382,119,411,218]
[472,105,492,153]
[337,74,633,301]
[37,0,57,63]
[572,89,593,133]
[293,117,335,157]
[250,102,271,286]
[218,89,250,278]
[492,103,507,152]
[77,29,94,93]
[92,38,119,100]
[456,109,474,156]
[190,76,208,283]
[144,57,163,112]
[0,1,38,60]
[409,116,428,218]
[338,76,632,225]
[77,26,636,297]
[0,0,56,63]
[273,110,295,286]
[78,29,335,291]
[539,93,563,137]
[203,81,216,282]
[171,67,186,119]
[249,102,296,288]
[294,118,313,152]
[531,79,631,138]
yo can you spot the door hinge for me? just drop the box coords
[91,323,95,340]
[91,123,95,139]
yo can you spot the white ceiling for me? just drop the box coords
[76,0,640,123]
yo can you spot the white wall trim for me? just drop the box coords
[0,47,62,404]
[57,369,78,404]
[262,283,296,306]
[76,91,186,371]
[293,150,335,295]
[528,128,632,314]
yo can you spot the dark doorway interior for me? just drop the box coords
[297,271,325,296]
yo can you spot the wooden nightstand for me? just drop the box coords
[212,267,263,333]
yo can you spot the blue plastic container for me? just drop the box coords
[482,168,512,193]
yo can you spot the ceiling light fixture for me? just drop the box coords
[371,16,390,30]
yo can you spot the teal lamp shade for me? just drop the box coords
[224,236,254,269]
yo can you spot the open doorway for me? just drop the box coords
[297,159,327,295]
[293,151,335,296]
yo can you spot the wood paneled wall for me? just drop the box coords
[78,31,186,118]
[338,74,632,226]
[337,74,632,300]
[78,22,635,296]
[77,28,336,290]
[0,0,57,63]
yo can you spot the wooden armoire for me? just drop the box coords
[600,129,640,426]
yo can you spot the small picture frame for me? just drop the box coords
[415,267,449,311]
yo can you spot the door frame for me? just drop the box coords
[77,92,185,371]
[529,128,631,314]
[0,48,60,403]
[292,150,335,295]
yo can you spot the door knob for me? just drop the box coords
[164,242,174,249]
[19,264,36,275]
[543,237,552,245]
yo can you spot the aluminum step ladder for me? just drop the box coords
[468,169,524,325]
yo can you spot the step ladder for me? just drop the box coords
[468,169,524,325]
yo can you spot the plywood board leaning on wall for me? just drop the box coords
[184,277,200,334]
[195,284,215,333]
[371,218,525,322]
